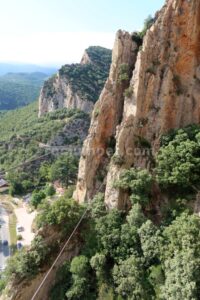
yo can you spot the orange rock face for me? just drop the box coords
[74,31,138,203]
[74,0,200,208]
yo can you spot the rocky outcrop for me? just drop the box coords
[80,50,92,65]
[38,74,93,117]
[74,30,139,203]
[37,113,90,157]
[38,46,112,117]
[105,0,200,209]
[3,231,82,300]
[74,0,200,208]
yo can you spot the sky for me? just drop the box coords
[0,0,165,67]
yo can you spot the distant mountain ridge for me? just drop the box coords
[0,63,56,76]
[0,72,48,85]
[0,72,50,110]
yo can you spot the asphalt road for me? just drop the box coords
[0,206,10,270]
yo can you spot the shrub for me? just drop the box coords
[94,108,100,118]
[66,255,96,300]
[112,154,124,166]
[45,184,56,196]
[89,193,106,219]
[17,234,23,241]
[132,32,143,46]
[118,64,129,83]
[5,235,50,281]
[31,190,46,208]
[114,168,153,205]
[124,87,133,98]
[50,262,72,300]
[140,15,155,38]
[36,197,84,234]
[113,256,153,299]
[156,127,200,191]
[50,154,78,187]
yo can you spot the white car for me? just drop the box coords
[16,224,23,233]
[0,265,6,272]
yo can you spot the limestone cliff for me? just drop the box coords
[74,0,200,208]
[74,30,139,203]
[38,46,112,117]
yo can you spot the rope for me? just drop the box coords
[0,139,104,299]
[31,206,89,300]
[0,152,52,177]
[31,182,104,300]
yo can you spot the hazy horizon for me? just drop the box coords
[0,0,165,66]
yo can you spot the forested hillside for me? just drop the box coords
[59,46,111,104]
[1,0,200,299]
[0,102,89,196]
[0,72,49,110]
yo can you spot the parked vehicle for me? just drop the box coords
[2,240,8,246]
[0,265,6,272]
[17,242,23,250]
[16,224,23,233]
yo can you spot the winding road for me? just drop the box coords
[0,206,10,270]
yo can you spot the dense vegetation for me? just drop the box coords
[0,102,88,196]
[132,15,155,46]
[0,102,87,169]
[2,118,200,299]
[46,125,200,300]
[0,19,199,298]
[4,197,83,283]
[0,72,49,110]
[58,46,111,103]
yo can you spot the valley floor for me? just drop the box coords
[0,194,36,269]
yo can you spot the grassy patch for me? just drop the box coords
[9,212,17,247]
[0,196,17,252]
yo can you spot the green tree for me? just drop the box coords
[90,193,106,219]
[114,168,153,205]
[50,154,78,187]
[126,203,146,227]
[116,204,146,260]
[156,129,200,191]
[22,179,34,191]
[39,162,51,182]
[160,213,200,299]
[45,184,56,196]
[50,262,71,300]
[138,220,160,264]
[66,256,96,300]
[36,197,83,234]
[140,15,155,38]
[95,209,122,258]
[113,256,153,299]
[31,190,46,208]
[161,250,198,300]
[90,253,106,280]
[5,235,50,281]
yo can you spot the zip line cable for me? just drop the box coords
[30,206,90,300]
[0,152,52,177]
[0,142,104,299]
[0,146,76,177]
[31,181,104,300]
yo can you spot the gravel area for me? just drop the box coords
[14,204,36,246]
